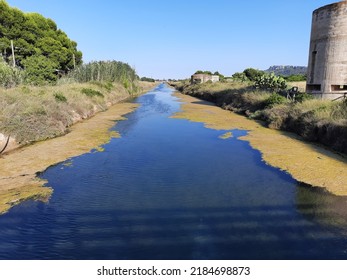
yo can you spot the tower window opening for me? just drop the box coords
[331,85,347,91]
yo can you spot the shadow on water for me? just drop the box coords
[0,203,346,260]
[296,182,347,234]
[0,84,347,260]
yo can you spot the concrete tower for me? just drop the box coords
[306,1,347,99]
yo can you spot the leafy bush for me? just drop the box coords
[265,93,287,108]
[232,72,249,82]
[81,88,104,97]
[22,55,58,85]
[254,73,287,92]
[0,58,24,88]
[243,68,264,81]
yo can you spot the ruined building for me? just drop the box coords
[191,74,219,84]
[306,1,347,99]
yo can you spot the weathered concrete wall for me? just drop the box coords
[306,1,347,99]
[191,74,219,84]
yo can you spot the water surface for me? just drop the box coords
[1,84,347,259]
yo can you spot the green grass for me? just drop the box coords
[81,88,104,97]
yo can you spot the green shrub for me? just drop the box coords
[54,92,67,102]
[285,74,307,82]
[254,73,287,92]
[295,92,314,103]
[243,68,265,81]
[232,72,249,82]
[265,93,287,108]
[22,55,58,85]
[81,88,104,97]
[0,59,24,88]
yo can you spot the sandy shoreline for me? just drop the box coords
[172,92,347,196]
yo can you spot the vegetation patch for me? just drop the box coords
[54,92,67,102]
[81,88,104,98]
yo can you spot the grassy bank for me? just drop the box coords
[172,81,347,154]
[0,80,156,152]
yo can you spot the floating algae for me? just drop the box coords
[219,132,233,139]
[172,92,347,196]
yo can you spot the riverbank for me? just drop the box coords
[0,81,156,154]
[171,91,347,196]
[172,81,347,155]
[0,82,157,214]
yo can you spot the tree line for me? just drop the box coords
[0,0,82,84]
[0,1,140,88]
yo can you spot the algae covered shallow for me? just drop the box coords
[172,92,347,196]
[0,101,139,214]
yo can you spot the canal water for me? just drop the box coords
[1,83,347,259]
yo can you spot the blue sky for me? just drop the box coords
[6,0,336,79]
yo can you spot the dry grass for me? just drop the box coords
[0,81,154,145]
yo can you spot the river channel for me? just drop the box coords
[1,84,347,259]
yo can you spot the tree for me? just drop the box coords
[0,0,82,77]
[232,72,248,82]
[195,70,212,75]
[213,71,225,81]
[243,68,265,81]
[140,77,155,82]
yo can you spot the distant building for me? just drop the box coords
[306,1,347,99]
[191,74,219,84]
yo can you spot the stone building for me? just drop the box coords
[306,1,347,99]
[191,73,219,84]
